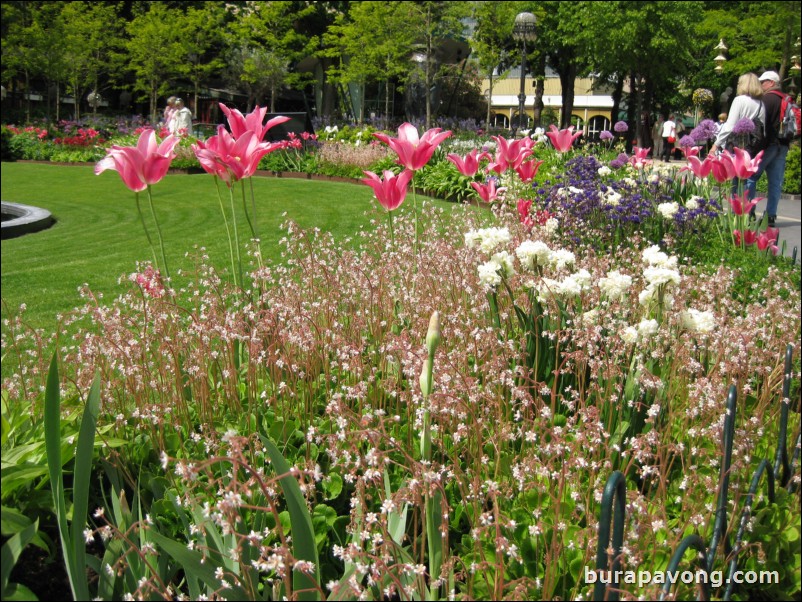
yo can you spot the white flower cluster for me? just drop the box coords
[622,318,660,344]
[465,227,511,254]
[478,251,515,288]
[681,308,716,333]
[600,188,622,207]
[657,201,680,219]
[598,270,633,300]
[685,196,702,211]
[537,268,592,301]
[598,165,612,177]
[638,245,680,308]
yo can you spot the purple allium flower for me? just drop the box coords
[732,118,755,135]
[600,130,614,141]
[609,152,629,169]
[613,121,629,133]
[679,135,696,148]
[690,119,718,143]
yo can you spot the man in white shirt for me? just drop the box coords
[661,114,676,162]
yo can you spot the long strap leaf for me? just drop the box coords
[261,435,321,601]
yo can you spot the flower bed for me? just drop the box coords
[1,113,800,601]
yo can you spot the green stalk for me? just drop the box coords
[145,185,170,280]
[134,191,159,270]
[214,177,238,288]
[228,184,243,289]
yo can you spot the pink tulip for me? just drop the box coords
[518,199,532,222]
[709,151,737,183]
[727,193,761,216]
[628,147,652,170]
[515,158,544,183]
[681,155,713,179]
[545,125,582,153]
[192,125,281,186]
[219,103,291,142]
[95,129,180,192]
[681,145,701,158]
[489,136,531,173]
[471,178,503,203]
[361,169,414,211]
[373,122,452,171]
[731,147,763,180]
[756,229,779,252]
[447,149,480,177]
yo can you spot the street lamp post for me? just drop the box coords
[512,12,537,136]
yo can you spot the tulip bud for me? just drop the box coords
[419,358,432,398]
[425,311,441,357]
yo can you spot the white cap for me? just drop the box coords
[759,71,780,83]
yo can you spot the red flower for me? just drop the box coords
[373,123,452,171]
[361,169,414,211]
[95,129,180,192]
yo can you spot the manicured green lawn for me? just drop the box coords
[0,163,460,335]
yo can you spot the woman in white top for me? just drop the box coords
[661,114,676,162]
[172,98,193,137]
[710,73,765,154]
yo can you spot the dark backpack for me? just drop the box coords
[746,114,767,155]
[767,90,801,142]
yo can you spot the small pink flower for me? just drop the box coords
[681,155,713,179]
[545,125,582,153]
[134,266,165,298]
[471,178,503,203]
[727,193,761,216]
[731,147,763,180]
[447,149,480,177]
[361,169,414,211]
[95,129,180,192]
[219,103,290,142]
[628,147,652,170]
[515,158,544,183]
[373,123,452,171]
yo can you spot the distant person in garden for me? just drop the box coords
[163,96,177,132]
[709,72,765,155]
[661,114,676,162]
[652,114,664,159]
[742,70,791,227]
[172,98,193,137]
[716,113,727,136]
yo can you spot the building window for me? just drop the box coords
[587,116,610,141]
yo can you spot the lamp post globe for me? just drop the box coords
[512,12,537,134]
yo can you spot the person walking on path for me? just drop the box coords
[652,115,664,159]
[710,73,765,156]
[661,114,676,162]
[172,98,193,137]
[742,71,791,227]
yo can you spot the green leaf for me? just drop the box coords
[261,435,321,601]
[1,518,39,596]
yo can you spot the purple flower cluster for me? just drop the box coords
[534,155,721,249]
[679,135,696,148]
[690,119,718,143]
[609,152,629,169]
[613,121,629,133]
[732,118,756,135]
[599,130,614,141]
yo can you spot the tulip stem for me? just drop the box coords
[145,186,170,281]
[388,209,395,250]
[135,191,160,271]
[228,185,243,289]
[214,177,238,289]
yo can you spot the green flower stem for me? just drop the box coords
[145,186,170,280]
[214,177,238,289]
[228,185,243,289]
[388,208,395,250]
[134,191,159,270]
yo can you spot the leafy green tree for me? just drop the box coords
[124,2,184,123]
[323,2,416,123]
[471,1,517,129]
[405,1,472,128]
[58,1,122,121]
[224,1,319,111]
[175,3,227,120]
[1,1,48,122]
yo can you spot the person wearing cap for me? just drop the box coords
[742,70,789,227]
[172,98,193,137]
[709,72,765,156]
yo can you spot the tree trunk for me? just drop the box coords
[486,72,494,130]
[610,76,624,134]
[559,63,576,129]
